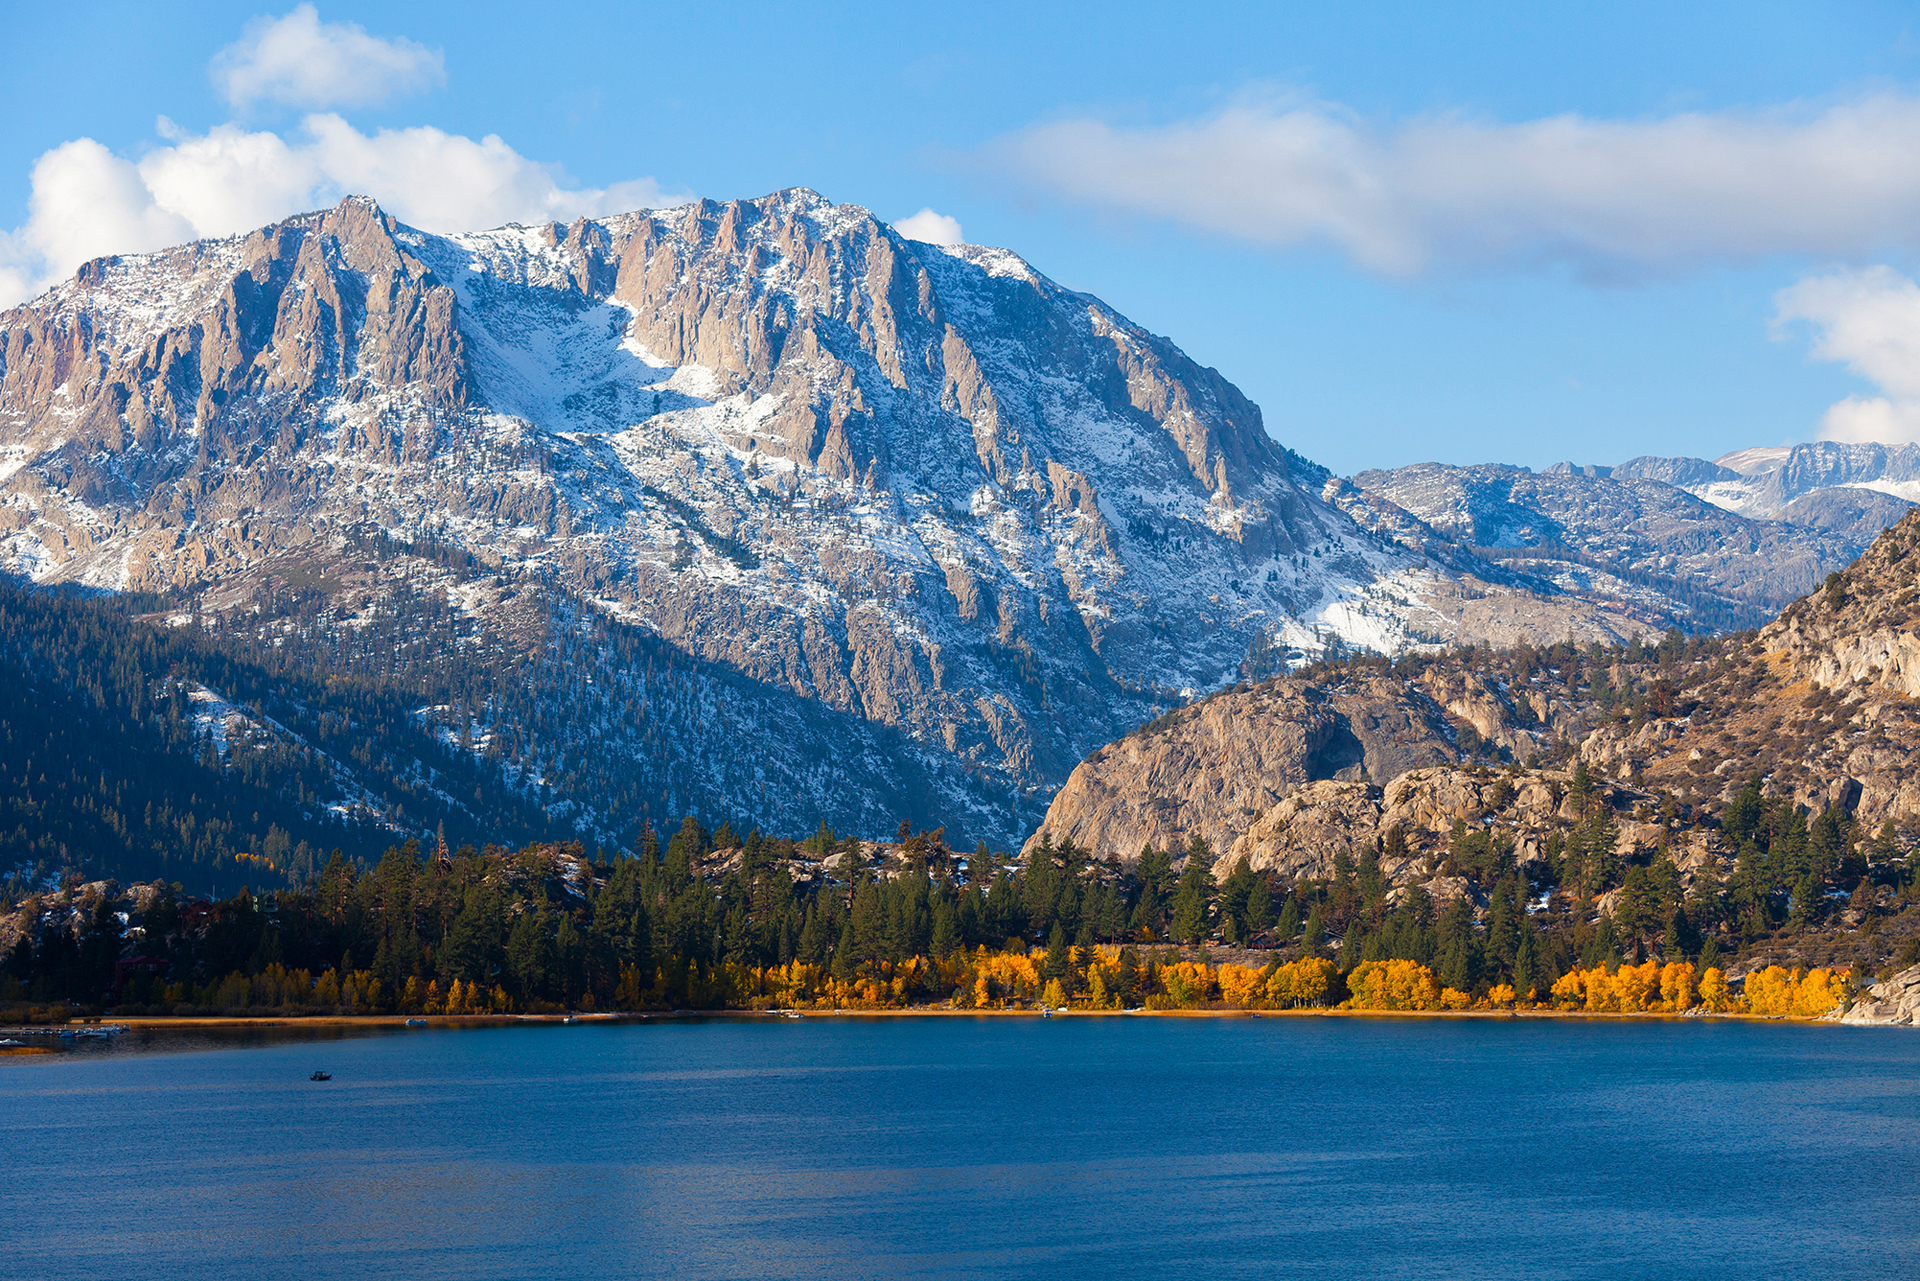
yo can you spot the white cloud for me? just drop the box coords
[1775,266,1920,445]
[983,94,1920,277]
[895,207,965,246]
[0,116,690,307]
[211,4,444,111]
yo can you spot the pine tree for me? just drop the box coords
[1045,921,1071,981]
[1170,837,1215,946]
[1513,925,1540,1000]
[930,898,959,958]
[1246,873,1273,937]
[1302,903,1325,956]
[1115,946,1141,1007]
[1275,891,1300,941]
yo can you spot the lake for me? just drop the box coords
[4,1015,1918,1279]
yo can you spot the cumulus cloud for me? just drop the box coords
[211,4,444,110]
[983,94,1920,277]
[895,207,965,246]
[0,116,690,307]
[1775,266,1920,445]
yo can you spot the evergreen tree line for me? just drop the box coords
[5,782,1912,1016]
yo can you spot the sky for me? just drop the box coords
[5,1,1920,475]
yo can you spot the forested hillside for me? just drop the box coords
[2,774,1908,1020]
[0,573,563,897]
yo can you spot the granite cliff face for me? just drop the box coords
[1576,508,1920,836]
[1035,509,1920,904]
[1839,963,1920,1025]
[0,191,1663,848]
[1029,656,1599,864]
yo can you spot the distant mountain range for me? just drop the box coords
[1322,441,1915,635]
[1583,440,1919,544]
[0,190,1910,858]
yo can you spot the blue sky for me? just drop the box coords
[5,1,1920,474]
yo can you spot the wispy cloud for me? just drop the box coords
[211,3,444,111]
[1776,266,1920,445]
[982,93,1920,278]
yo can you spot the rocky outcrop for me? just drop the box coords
[1838,964,1920,1025]
[1035,508,1920,883]
[1224,766,1660,886]
[1026,681,1393,864]
[1028,665,1566,863]
[0,190,1707,847]
[1763,514,1920,701]
[1028,643,1620,864]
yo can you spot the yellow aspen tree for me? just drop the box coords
[1551,969,1588,1009]
[1793,968,1847,1016]
[1347,960,1440,1010]
[1217,964,1264,1007]
[1614,961,1661,1012]
[1744,966,1794,1015]
[1698,967,1732,1012]
[1086,967,1112,1009]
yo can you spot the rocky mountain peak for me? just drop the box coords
[0,191,1683,847]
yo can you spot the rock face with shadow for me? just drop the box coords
[1026,668,1543,864]
[0,191,1675,848]
[1839,964,1920,1025]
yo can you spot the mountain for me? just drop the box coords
[1611,440,1919,549]
[1031,509,1920,977]
[1040,508,1920,872]
[1344,460,1869,629]
[0,191,1657,854]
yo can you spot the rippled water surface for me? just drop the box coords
[5,1016,1918,1279]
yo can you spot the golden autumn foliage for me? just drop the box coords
[1346,959,1441,1011]
[1742,965,1847,1017]
[1699,967,1732,1012]
[1216,963,1266,1007]
[1546,961,1844,1017]
[1551,961,1698,1013]
[1262,957,1338,1007]
[130,934,1853,1021]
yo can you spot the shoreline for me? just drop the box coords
[13,1006,1855,1030]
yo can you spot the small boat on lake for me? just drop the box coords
[309,1071,331,1081]
[405,1018,427,1027]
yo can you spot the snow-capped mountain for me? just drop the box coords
[1611,441,1920,547]
[1347,459,1872,629]
[0,191,1653,847]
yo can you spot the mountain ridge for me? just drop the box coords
[0,190,1670,850]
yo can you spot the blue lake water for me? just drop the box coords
[4,1015,1919,1279]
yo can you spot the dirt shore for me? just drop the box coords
[25,1007,1836,1029]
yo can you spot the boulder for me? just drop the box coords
[1839,964,1920,1025]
